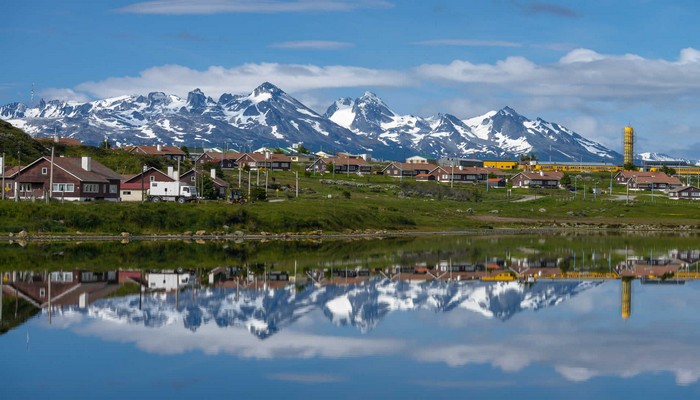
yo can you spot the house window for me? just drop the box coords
[150,176,155,182]
[191,176,195,182]
[19,183,31,192]
[123,191,132,195]
[39,288,46,298]
[41,167,48,175]
[84,183,99,193]
[53,183,75,192]
[109,184,118,194]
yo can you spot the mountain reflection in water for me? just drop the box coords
[55,280,602,338]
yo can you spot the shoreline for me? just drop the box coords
[8,224,699,243]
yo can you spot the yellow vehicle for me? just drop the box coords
[482,272,515,281]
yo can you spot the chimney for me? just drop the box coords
[167,166,174,178]
[265,151,270,160]
[157,144,162,152]
[81,156,92,172]
[540,170,544,176]
[210,168,216,179]
[53,135,59,143]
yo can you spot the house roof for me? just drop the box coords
[179,169,229,187]
[516,171,564,180]
[631,173,683,185]
[127,145,186,156]
[429,166,492,175]
[238,152,292,162]
[122,167,174,184]
[668,185,700,193]
[199,151,244,161]
[383,162,438,172]
[2,165,20,178]
[20,157,121,182]
[618,171,656,179]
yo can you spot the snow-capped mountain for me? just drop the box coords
[2,83,622,161]
[638,152,693,164]
[324,95,622,162]
[62,279,601,339]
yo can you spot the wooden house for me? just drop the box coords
[15,156,121,201]
[127,144,187,162]
[236,152,292,171]
[510,171,563,189]
[668,185,700,200]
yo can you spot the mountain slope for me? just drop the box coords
[2,84,622,162]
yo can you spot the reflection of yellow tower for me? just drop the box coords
[623,125,634,167]
[621,278,632,319]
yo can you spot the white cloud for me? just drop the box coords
[117,0,393,15]
[38,88,92,103]
[269,40,354,50]
[74,63,411,100]
[417,48,700,100]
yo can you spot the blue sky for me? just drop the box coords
[3,0,700,158]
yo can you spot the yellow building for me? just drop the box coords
[483,160,519,170]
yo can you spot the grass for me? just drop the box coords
[1,169,699,236]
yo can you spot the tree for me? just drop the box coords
[661,165,677,176]
[623,162,637,171]
[297,144,310,154]
[519,152,538,162]
[180,145,190,158]
[560,173,572,186]
[201,176,218,200]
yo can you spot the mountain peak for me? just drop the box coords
[359,91,384,105]
[498,106,521,117]
[254,82,283,95]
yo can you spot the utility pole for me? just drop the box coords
[15,146,21,202]
[248,169,251,201]
[47,147,54,203]
[1,152,5,201]
[295,171,299,198]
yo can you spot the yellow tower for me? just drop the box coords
[623,125,634,167]
[621,278,631,319]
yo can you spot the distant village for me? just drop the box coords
[2,136,700,203]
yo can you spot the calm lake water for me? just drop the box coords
[2,233,700,399]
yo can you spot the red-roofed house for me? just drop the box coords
[236,152,292,171]
[381,162,438,178]
[195,151,244,169]
[511,171,564,189]
[127,144,187,162]
[430,166,492,184]
[180,169,229,198]
[15,156,121,201]
[305,157,371,174]
[120,167,175,201]
[627,172,683,191]
[668,185,700,200]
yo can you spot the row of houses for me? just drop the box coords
[2,145,700,202]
